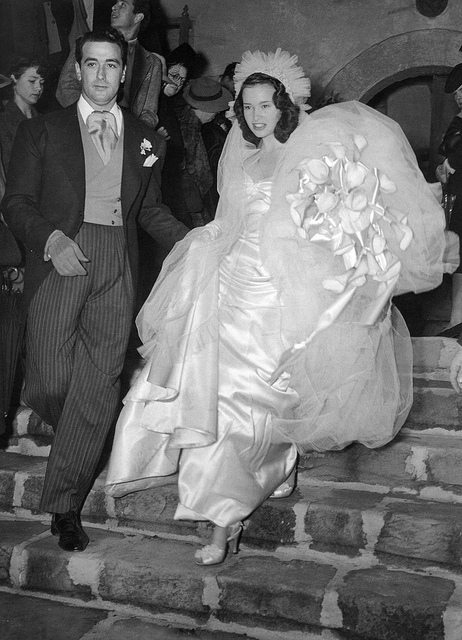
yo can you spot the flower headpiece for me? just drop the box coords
[233,48,311,107]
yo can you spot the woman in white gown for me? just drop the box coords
[105,50,446,564]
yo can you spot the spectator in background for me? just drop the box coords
[156,43,197,229]
[0,59,46,436]
[201,106,231,216]
[180,77,232,224]
[220,61,238,98]
[0,57,47,189]
[56,0,164,129]
[0,73,12,197]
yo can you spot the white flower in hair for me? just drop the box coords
[234,48,311,107]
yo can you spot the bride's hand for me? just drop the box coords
[198,221,222,242]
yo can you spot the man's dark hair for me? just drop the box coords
[234,72,300,146]
[75,28,128,67]
[133,0,151,32]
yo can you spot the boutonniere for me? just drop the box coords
[140,138,152,155]
[140,138,158,167]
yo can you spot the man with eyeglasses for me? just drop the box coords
[56,0,164,130]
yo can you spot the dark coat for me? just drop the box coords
[0,100,38,174]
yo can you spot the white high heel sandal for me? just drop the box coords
[270,467,296,499]
[195,522,243,566]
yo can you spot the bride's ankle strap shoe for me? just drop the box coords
[227,521,243,555]
[195,522,244,566]
[270,468,297,499]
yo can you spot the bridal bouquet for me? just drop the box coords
[270,135,412,382]
[287,134,412,298]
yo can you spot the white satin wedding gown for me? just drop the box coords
[106,175,298,527]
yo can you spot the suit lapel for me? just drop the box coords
[47,105,85,205]
[121,113,143,217]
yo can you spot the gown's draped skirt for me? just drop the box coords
[105,178,411,528]
[106,182,298,527]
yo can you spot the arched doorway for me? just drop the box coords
[321,29,462,180]
[367,70,456,181]
[320,29,462,335]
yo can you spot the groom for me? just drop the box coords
[2,28,188,552]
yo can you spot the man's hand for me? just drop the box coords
[157,126,170,141]
[449,345,462,392]
[47,233,89,276]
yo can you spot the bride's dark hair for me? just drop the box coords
[234,72,300,146]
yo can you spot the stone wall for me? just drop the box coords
[164,0,462,102]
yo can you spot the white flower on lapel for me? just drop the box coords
[143,153,158,167]
[140,138,152,155]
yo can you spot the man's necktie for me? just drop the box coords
[86,111,118,165]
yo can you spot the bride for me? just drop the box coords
[105,49,446,565]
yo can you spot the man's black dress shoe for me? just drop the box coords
[51,510,89,552]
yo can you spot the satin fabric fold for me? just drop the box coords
[106,180,299,525]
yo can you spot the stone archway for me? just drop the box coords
[320,28,462,179]
[321,28,462,103]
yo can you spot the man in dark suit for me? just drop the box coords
[2,28,188,552]
[56,0,164,129]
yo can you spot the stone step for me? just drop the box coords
[1,513,462,640]
[406,336,462,432]
[0,589,252,640]
[2,407,52,457]
[7,383,462,459]
[301,431,462,490]
[4,443,462,569]
[2,337,461,458]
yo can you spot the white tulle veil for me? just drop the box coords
[136,99,446,452]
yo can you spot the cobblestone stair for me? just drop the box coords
[2,337,462,640]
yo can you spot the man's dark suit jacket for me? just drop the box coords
[2,103,188,312]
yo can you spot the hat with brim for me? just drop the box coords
[445,64,462,93]
[0,73,11,89]
[183,77,232,113]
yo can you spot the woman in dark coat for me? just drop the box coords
[0,57,46,433]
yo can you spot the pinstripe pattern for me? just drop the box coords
[24,223,134,513]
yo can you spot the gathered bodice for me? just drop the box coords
[243,175,273,234]
[219,175,276,304]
